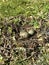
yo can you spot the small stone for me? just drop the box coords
[38,37,43,41]
[45,43,49,47]
[12,36,15,41]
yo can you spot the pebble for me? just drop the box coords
[45,43,49,47]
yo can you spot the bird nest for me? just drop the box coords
[0,16,49,65]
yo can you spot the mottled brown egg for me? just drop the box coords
[27,28,34,35]
[19,30,28,39]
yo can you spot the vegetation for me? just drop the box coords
[0,0,49,18]
[0,0,49,65]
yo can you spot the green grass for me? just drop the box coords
[0,0,49,18]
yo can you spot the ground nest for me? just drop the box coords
[0,15,49,65]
